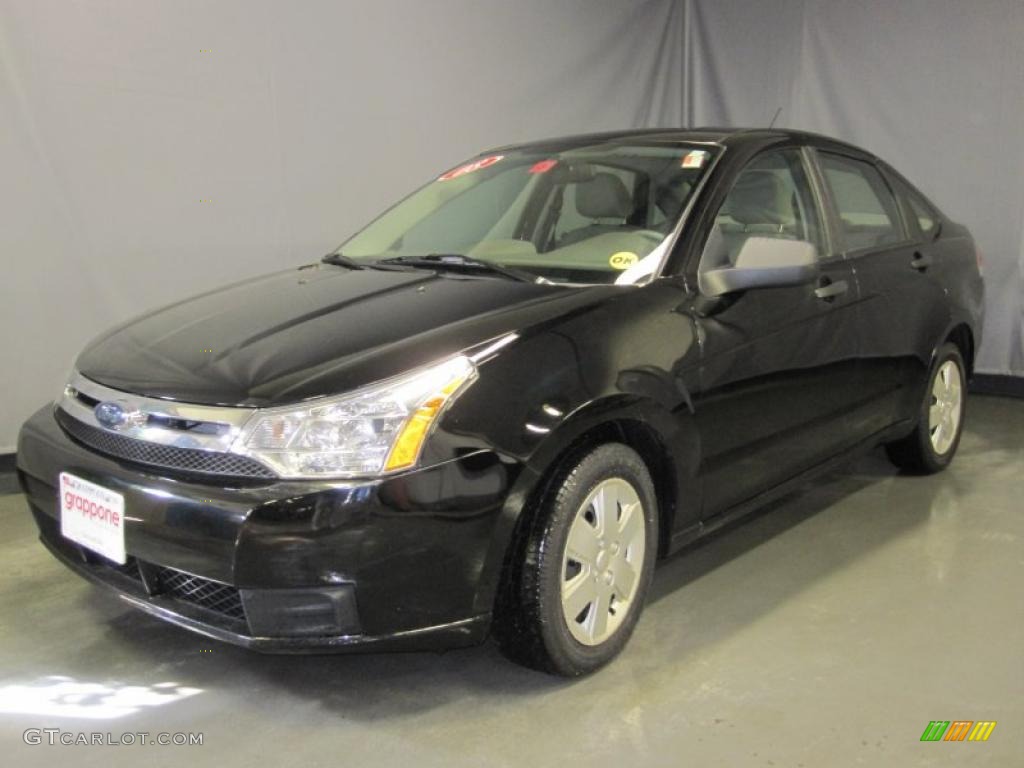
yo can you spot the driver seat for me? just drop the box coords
[558,173,634,247]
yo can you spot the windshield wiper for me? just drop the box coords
[322,253,413,273]
[377,254,545,283]
[321,253,365,269]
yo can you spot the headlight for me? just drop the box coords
[234,355,476,479]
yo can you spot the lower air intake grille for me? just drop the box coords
[56,408,276,480]
[156,567,246,620]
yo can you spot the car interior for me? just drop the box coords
[699,152,821,277]
[475,156,701,281]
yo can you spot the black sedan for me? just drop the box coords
[17,128,984,675]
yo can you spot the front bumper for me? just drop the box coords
[17,406,517,652]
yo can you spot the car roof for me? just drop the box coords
[489,127,872,158]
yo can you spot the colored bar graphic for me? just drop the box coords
[921,721,949,741]
[944,721,973,741]
[968,722,996,742]
[920,720,997,742]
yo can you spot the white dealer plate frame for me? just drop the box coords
[59,472,126,565]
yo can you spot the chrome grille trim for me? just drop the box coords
[56,371,277,479]
[56,409,278,479]
[60,371,255,454]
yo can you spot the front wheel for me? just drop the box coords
[885,342,966,474]
[496,443,658,676]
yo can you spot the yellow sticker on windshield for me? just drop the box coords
[609,251,638,270]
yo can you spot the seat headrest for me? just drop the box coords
[576,173,632,219]
[727,170,793,227]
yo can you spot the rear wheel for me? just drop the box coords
[495,443,658,676]
[885,342,966,474]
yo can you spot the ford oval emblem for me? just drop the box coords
[94,401,127,429]
[94,400,146,430]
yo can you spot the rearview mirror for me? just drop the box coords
[551,162,597,183]
[701,237,818,297]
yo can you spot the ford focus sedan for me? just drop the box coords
[17,128,984,675]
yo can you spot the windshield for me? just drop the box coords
[336,142,720,285]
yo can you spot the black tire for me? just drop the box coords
[885,342,967,474]
[495,443,658,676]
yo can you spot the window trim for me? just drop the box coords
[810,147,917,258]
[799,146,841,263]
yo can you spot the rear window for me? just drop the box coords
[819,153,905,251]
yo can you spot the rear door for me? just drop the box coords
[812,150,949,432]
[690,147,864,518]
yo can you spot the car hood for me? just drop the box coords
[77,263,607,406]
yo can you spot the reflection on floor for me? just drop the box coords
[0,677,201,720]
[0,395,1021,766]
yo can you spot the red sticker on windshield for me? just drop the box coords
[529,159,558,174]
[438,154,504,181]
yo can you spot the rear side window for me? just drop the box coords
[819,153,905,251]
[902,183,939,238]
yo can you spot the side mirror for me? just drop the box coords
[701,237,818,297]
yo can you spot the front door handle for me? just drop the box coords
[911,252,933,271]
[814,278,848,301]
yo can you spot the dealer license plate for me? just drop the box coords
[59,472,126,565]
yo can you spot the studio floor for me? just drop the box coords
[1,395,1021,767]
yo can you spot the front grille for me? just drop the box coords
[156,567,246,620]
[56,408,276,480]
[86,553,246,623]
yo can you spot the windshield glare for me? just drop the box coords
[338,143,719,285]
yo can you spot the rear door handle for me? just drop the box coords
[814,278,848,301]
[911,252,933,271]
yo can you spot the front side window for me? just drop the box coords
[819,153,904,251]
[337,143,719,284]
[698,149,824,275]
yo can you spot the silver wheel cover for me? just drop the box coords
[929,359,963,455]
[560,478,646,646]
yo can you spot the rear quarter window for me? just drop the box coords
[819,153,905,252]
[899,181,940,239]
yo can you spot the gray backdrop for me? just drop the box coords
[1,0,1021,450]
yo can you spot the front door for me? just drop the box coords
[688,148,864,518]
